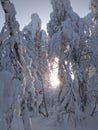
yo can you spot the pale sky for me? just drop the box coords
[0,0,90,31]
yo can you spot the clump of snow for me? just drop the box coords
[23,13,41,41]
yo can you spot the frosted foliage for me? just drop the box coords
[62,19,79,42]
[40,30,48,43]
[23,13,41,41]
[84,13,93,36]
[90,0,98,35]
[90,0,98,15]
[1,0,19,35]
[47,0,78,37]
[51,0,71,13]
[1,0,16,20]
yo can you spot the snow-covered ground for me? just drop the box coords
[30,114,98,130]
[24,114,98,130]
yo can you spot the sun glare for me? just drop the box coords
[50,57,60,88]
[50,68,60,88]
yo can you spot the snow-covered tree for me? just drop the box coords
[47,0,98,123]
[86,0,98,116]
[22,13,49,116]
[0,0,35,130]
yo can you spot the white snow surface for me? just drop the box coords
[29,114,98,130]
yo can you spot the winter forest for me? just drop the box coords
[0,0,98,130]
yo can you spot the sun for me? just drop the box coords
[50,57,60,88]
[50,69,60,88]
